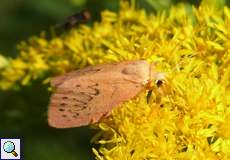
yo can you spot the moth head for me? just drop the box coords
[148,62,167,88]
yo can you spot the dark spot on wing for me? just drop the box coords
[62,115,67,117]
[78,92,94,101]
[75,99,87,105]
[88,88,100,96]
[62,97,68,100]
[81,106,87,110]
[60,103,67,106]
[76,84,81,87]
[87,84,100,96]
[69,82,100,111]
[121,68,129,74]
[72,113,80,118]
[73,104,87,111]
[59,108,65,112]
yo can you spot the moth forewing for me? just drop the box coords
[48,60,164,128]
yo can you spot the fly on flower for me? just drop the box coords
[55,10,91,30]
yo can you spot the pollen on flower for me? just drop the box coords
[0,0,230,159]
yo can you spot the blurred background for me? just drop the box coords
[0,0,224,159]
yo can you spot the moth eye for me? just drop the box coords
[155,79,164,87]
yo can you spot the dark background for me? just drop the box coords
[0,0,224,159]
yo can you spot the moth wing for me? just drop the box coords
[48,60,151,128]
[50,65,103,88]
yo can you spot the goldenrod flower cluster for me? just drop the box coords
[0,0,230,159]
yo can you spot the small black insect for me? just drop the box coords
[55,10,91,30]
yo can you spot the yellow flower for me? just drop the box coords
[0,54,9,69]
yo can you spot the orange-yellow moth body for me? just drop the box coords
[48,60,161,128]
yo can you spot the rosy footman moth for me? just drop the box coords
[48,60,164,128]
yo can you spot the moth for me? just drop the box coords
[55,10,91,30]
[48,60,164,128]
